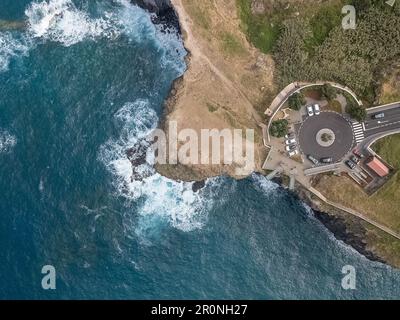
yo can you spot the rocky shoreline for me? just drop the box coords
[133,0,180,31]
[295,186,387,264]
[132,0,393,267]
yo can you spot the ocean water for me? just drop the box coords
[0,0,399,300]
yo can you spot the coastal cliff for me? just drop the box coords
[134,0,181,29]
[149,0,274,181]
[135,0,400,269]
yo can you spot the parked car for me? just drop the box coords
[285,138,296,145]
[288,150,299,157]
[346,160,357,170]
[307,105,314,117]
[321,157,333,164]
[285,133,295,140]
[313,104,321,115]
[372,112,385,120]
[307,155,319,165]
[353,149,365,159]
[285,145,296,152]
[350,155,360,164]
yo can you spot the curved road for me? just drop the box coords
[364,103,400,138]
[266,81,362,142]
[298,112,354,163]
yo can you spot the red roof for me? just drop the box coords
[366,157,389,177]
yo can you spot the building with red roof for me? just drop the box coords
[366,157,390,178]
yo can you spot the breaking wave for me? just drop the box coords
[0,32,31,72]
[25,0,123,46]
[1,0,186,74]
[251,173,280,194]
[0,130,17,153]
[99,100,222,236]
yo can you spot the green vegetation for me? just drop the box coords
[206,102,219,113]
[326,100,342,113]
[236,0,346,54]
[346,101,367,122]
[236,0,285,53]
[371,134,400,229]
[220,32,246,56]
[321,84,337,101]
[270,119,289,138]
[288,92,306,111]
[373,134,400,170]
[274,18,311,86]
[237,0,400,103]
[307,2,344,50]
[303,86,323,100]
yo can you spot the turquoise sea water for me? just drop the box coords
[0,0,399,300]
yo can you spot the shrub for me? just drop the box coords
[288,92,306,111]
[346,101,367,122]
[321,84,336,101]
[270,119,289,138]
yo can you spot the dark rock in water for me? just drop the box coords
[132,0,181,32]
[126,141,153,182]
[135,0,172,12]
[127,143,148,167]
[192,180,206,193]
[313,210,386,264]
[296,187,387,265]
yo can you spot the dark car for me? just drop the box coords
[350,155,360,164]
[346,160,357,170]
[307,155,319,165]
[321,157,333,164]
[372,112,385,120]
[353,149,364,159]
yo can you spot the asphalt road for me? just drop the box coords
[365,103,400,137]
[298,112,354,163]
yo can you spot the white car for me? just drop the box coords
[288,150,299,157]
[285,138,296,145]
[314,104,321,115]
[307,105,314,117]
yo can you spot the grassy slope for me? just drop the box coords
[373,135,400,215]
[313,135,400,266]
[314,134,400,232]
[236,0,281,53]
[238,0,400,105]
[236,0,345,54]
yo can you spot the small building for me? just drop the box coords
[366,157,390,177]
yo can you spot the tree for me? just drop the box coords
[272,5,400,103]
[270,119,289,138]
[346,101,367,122]
[321,133,333,143]
[288,92,306,111]
[321,84,336,101]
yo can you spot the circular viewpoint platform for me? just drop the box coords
[298,112,354,163]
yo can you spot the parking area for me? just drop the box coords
[297,111,354,164]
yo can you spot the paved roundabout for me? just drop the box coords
[298,112,354,163]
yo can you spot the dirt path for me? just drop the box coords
[171,0,262,123]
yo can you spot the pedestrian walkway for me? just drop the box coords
[352,121,365,145]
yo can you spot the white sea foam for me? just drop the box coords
[115,0,157,43]
[1,0,186,76]
[115,0,186,73]
[25,0,123,46]
[0,33,31,72]
[155,25,187,74]
[251,173,280,194]
[99,100,220,235]
[0,130,17,153]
